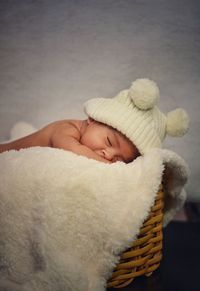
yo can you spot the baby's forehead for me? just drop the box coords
[105,124,124,138]
[99,121,118,133]
[95,120,127,140]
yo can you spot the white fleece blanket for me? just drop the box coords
[0,124,189,291]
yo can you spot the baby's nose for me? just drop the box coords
[102,148,116,161]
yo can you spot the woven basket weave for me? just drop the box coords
[107,185,164,288]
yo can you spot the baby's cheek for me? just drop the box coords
[94,149,103,157]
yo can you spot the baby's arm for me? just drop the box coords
[0,121,110,163]
[50,122,111,163]
[0,131,42,153]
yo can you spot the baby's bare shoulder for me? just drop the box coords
[55,119,81,131]
[42,119,82,140]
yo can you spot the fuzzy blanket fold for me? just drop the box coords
[0,125,189,291]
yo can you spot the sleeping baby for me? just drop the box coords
[0,78,189,162]
[0,118,139,163]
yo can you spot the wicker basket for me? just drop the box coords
[107,184,164,288]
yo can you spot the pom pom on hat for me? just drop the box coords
[166,108,190,137]
[128,78,160,110]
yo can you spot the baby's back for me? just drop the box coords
[0,119,80,153]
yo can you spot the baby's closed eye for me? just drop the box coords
[107,136,112,146]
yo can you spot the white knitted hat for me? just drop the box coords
[84,78,190,155]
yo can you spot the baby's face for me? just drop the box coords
[80,119,140,163]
